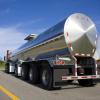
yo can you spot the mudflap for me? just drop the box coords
[53,65,73,87]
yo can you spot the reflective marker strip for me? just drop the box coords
[91,76,96,78]
[62,75,100,80]
[87,54,90,56]
[62,76,67,80]
[66,32,74,52]
[71,76,78,79]
[81,76,87,78]
[75,53,79,56]
[81,54,85,56]
[75,53,91,56]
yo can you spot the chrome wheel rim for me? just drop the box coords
[21,69,24,77]
[29,68,33,81]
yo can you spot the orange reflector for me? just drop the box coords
[54,60,65,65]
[66,32,69,36]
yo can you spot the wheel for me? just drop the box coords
[5,63,9,73]
[29,64,39,84]
[21,64,29,80]
[41,66,53,90]
[78,79,96,86]
[14,67,18,76]
[14,65,18,77]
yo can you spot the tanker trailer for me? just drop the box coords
[5,13,100,89]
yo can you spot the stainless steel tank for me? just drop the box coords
[64,13,98,57]
[12,13,98,60]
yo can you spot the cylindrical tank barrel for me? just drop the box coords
[12,13,98,60]
[64,13,97,56]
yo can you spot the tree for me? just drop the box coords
[0,60,5,67]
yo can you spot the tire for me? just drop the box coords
[29,64,39,84]
[78,79,96,86]
[21,64,29,80]
[5,63,9,73]
[41,66,53,90]
[14,68,18,76]
[14,65,18,77]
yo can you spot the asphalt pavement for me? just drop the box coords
[0,70,100,100]
[0,91,10,100]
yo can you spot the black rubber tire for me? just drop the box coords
[14,68,18,76]
[78,79,96,86]
[41,66,53,90]
[5,63,9,73]
[14,65,18,77]
[29,64,39,84]
[21,64,29,80]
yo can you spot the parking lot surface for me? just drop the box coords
[0,70,100,100]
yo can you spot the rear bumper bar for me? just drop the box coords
[62,75,100,80]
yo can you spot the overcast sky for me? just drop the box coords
[0,0,100,58]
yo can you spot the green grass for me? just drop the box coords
[0,60,5,70]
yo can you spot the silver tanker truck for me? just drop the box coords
[5,13,100,89]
